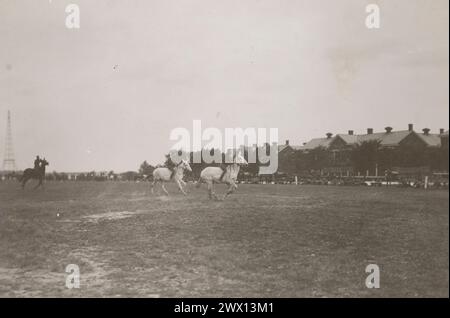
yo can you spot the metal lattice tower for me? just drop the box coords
[2,110,16,171]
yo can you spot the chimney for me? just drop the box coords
[348,130,354,135]
[385,126,393,133]
[285,140,289,146]
[367,128,373,135]
[440,128,444,134]
[408,123,414,131]
[326,133,333,139]
[422,128,430,135]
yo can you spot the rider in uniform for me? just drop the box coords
[165,154,177,179]
[34,156,42,172]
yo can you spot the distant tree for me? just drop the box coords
[421,146,448,171]
[397,145,426,167]
[351,140,381,175]
[277,148,298,176]
[108,170,116,180]
[306,146,329,172]
[438,143,449,171]
[294,150,309,173]
[120,171,139,181]
[189,150,206,178]
[242,146,259,177]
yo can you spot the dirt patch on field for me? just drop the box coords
[83,211,143,223]
[0,246,117,297]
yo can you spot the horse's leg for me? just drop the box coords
[223,181,237,199]
[210,181,220,201]
[40,175,46,189]
[34,180,42,189]
[34,178,43,190]
[161,182,169,196]
[223,185,234,199]
[176,179,187,195]
[206,181,213,199]
[151,179,157,194]
[195,177,203,189]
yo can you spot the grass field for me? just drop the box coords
[0,180,448,298]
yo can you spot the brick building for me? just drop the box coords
[276,124,448,177]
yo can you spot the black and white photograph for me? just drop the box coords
[0,0,448,307]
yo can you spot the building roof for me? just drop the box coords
[278,144,304,152]
[417,133,442,147]
[299,128,445,152]
[356,130,412,147]
[300,137,334,150]
[279,127,446,154]
[335,134,358,145]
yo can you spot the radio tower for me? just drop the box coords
[2,110,16,171]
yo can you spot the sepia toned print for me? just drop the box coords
[0,0,448,299]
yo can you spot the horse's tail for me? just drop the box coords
[195,176,203,188]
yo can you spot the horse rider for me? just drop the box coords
[166,156,177,179]
[34,155,42,171]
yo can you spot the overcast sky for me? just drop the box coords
[0,0,448,172]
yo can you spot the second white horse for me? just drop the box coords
[196,152,248,200]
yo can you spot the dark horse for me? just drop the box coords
[20,159,49,189]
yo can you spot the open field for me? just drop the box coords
[0,181,448,297]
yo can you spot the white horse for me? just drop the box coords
[151,159,192,195]
[196,152,248,200]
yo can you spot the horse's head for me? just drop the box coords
[180,159,192,172]
[234,152,248,166]
[41,158,49,167]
